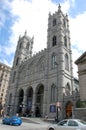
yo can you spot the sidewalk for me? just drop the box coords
[21,117,54,124]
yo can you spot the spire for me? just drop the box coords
[58,4,61,12]
[66,13,68,18]
[24,30,27,36]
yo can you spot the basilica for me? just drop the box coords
[6,5,79,120]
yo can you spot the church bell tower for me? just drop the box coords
[47,5,74,119]
[13,31,34,67]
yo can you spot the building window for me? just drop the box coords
[65,54,69,71]
[51,54,56,69]
[64,36,67,47]
[12,71,16,83]
[39,61,45,72]
[52,36,57,46]
[53,18,56,26]
[16,57,19,66]
[63,19,66,27]
[51,85,56,102]
[66,83,70,95]
[19,42,22,48]
[26,42,29,49]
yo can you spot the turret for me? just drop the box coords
[13,31,34,67]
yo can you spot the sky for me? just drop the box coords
[0,0,86,79]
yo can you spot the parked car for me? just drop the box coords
[47,119,86,130]
[2,115,22,125]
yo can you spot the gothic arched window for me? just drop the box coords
[51,54,56,69]
[19,42,22,48]
[53,18,56,26]
[63,19,66,27]
[65,54,69,71]
[12,71,16,83]
[16,57,19,66]
[64,36,67,47]
[66,83,70,95]
[52,36,57,47]
[26,42,29,50]
[39,60,45,72]
[51,84,56,102]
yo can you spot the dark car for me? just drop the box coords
[2,115,22,125]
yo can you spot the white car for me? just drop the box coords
[47,119,86,130]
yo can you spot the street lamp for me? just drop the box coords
[7,105,11,115]
[56,101,60,122]
[54,61,59,122]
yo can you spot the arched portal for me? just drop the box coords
[66,101,73,118]
[26,87,33,116]
[35,84,44,117]
[17,89,24,115]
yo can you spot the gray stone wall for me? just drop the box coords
[73,108,86,121]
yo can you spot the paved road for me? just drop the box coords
[0,118,49,130]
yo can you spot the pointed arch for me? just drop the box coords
[65,53,69,71]
[25,87,33,116]
[35,84,44,117]
[12,71,16,83]
[52,36,57,46]
[19,42,22,48]
[66,101,73,118]
[16,57,19,66]
[51,53,56,69]
[17,89,24,114]
[51,84,56,102]
[64,36,67,47]
[53,18,57,26]
[26,42,30,50]
[66,83,70,95]
[37,56,45,72]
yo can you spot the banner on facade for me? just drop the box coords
[50,105,56,112]
[28,99,32,110]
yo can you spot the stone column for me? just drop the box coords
[22,94,27,115]
[31,89,36,117]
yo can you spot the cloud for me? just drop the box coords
[69,11,86,78]
[9,0,56,53]
[0,0,12,27]
[7,0,71,54]
[0,11,5,27]
[1,0,86,78]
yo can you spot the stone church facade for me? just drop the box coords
[6,5,79,120]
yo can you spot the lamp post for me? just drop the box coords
[54,61,59,122]
[19,103,25,116]
[7,105,11,116]
[62,88,65,119]
[56,101,60,122]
